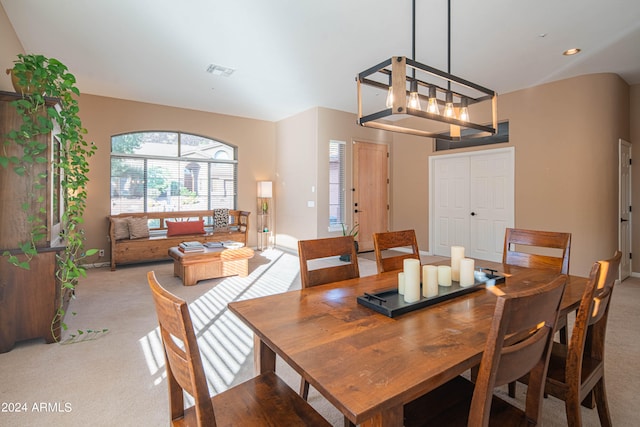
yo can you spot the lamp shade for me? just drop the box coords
[257,181,273,198]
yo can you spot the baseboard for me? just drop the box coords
[82,261,111,269]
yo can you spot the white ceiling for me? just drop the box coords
[3,0,640,122]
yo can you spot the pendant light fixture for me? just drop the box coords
[356,0,497,140]
[427,86,440,114]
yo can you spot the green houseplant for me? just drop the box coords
[339,223,359,262]
[1,54,102,342]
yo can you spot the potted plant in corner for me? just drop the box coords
[339,223,359,262]
[0,54,102,351]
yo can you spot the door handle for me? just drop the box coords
[471,212,477,216]
[355,209,363,213]
[621,218,629,222]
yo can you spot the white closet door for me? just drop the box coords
[619,139,631,280]
[431,148,514,262]
[468,151,513,261]
[432,156,470,256]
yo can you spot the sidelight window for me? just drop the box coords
[329,140,346,231]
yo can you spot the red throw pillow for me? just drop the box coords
[166,220,205,237]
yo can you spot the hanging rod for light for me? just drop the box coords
[356,0,497,141]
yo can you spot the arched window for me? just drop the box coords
[110,131,237,214]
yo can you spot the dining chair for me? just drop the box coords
[503,227,573,356]
[522,250,621,427]
[297,236,359,427]
[503,228,571,274]
[372,229,420,273]
[403,274,567,427]
[298,235,360,289]
[146,271,331,427]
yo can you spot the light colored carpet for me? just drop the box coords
[0,248,638,426]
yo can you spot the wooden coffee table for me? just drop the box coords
[168,246,254,286]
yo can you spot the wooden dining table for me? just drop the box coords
[227,259,587,427]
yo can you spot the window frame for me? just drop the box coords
[110,131,238,214]
[328,139,347,233]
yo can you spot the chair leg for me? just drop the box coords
[301,377,353,427]
[470,366,478,382]
[343,417,355,427]
[559,325,568,344]
[565,390,583,427]
[508,381,516,398]
[594,378,613,427]
[581,390,596,409]
[300,377,310,400]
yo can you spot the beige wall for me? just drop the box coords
[2,2,636,275]
[631,84,640,272]
[388,132,431,252]
[390,73,629,276]
[77,95,276,259]
[274,108,318,250]
[274,107,391,252]
[508,74,628,275]
[0,4,24,92]
[315,107,392,238]
[74,73,628,276]
[2,8,277,260]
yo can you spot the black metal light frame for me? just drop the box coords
[356,0,498,141]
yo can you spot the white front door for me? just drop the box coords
[430,147,514,262]
[619,139,632,280]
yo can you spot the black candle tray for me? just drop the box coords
[357,269,505,318]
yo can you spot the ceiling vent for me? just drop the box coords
[206,64,235,77]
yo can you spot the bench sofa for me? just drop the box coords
[108,209,250,270]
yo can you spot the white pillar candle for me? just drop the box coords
[459,258,475,287]
[437,265,452,287]
[450,246,465,282]
[398,272,405,295]
[423,265,439,298]
[403,259,421,303]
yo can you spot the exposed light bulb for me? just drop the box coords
[408,92,421,110]
[385,74,394,108]
[427,86,439,114]
[407,80,422,110]
[385,86,394,108]
[444,92,455,118]
[459,97,470,122]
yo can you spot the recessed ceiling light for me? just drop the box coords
[206,64,235,77]
[563,48,581,56]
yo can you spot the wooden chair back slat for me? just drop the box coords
[470,274,567,426]
[503,228,571,274]
[567,250,622,382]
[588,251,621,326]
[298,236,359,288]
[373,229,420,273]
[531,251,622,426]
[148,272,331,427]
[296,236,360,412]
[147,271,216,426]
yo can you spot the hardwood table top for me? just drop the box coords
[228,259,587,427]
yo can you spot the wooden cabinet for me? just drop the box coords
[0,91,65,353]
